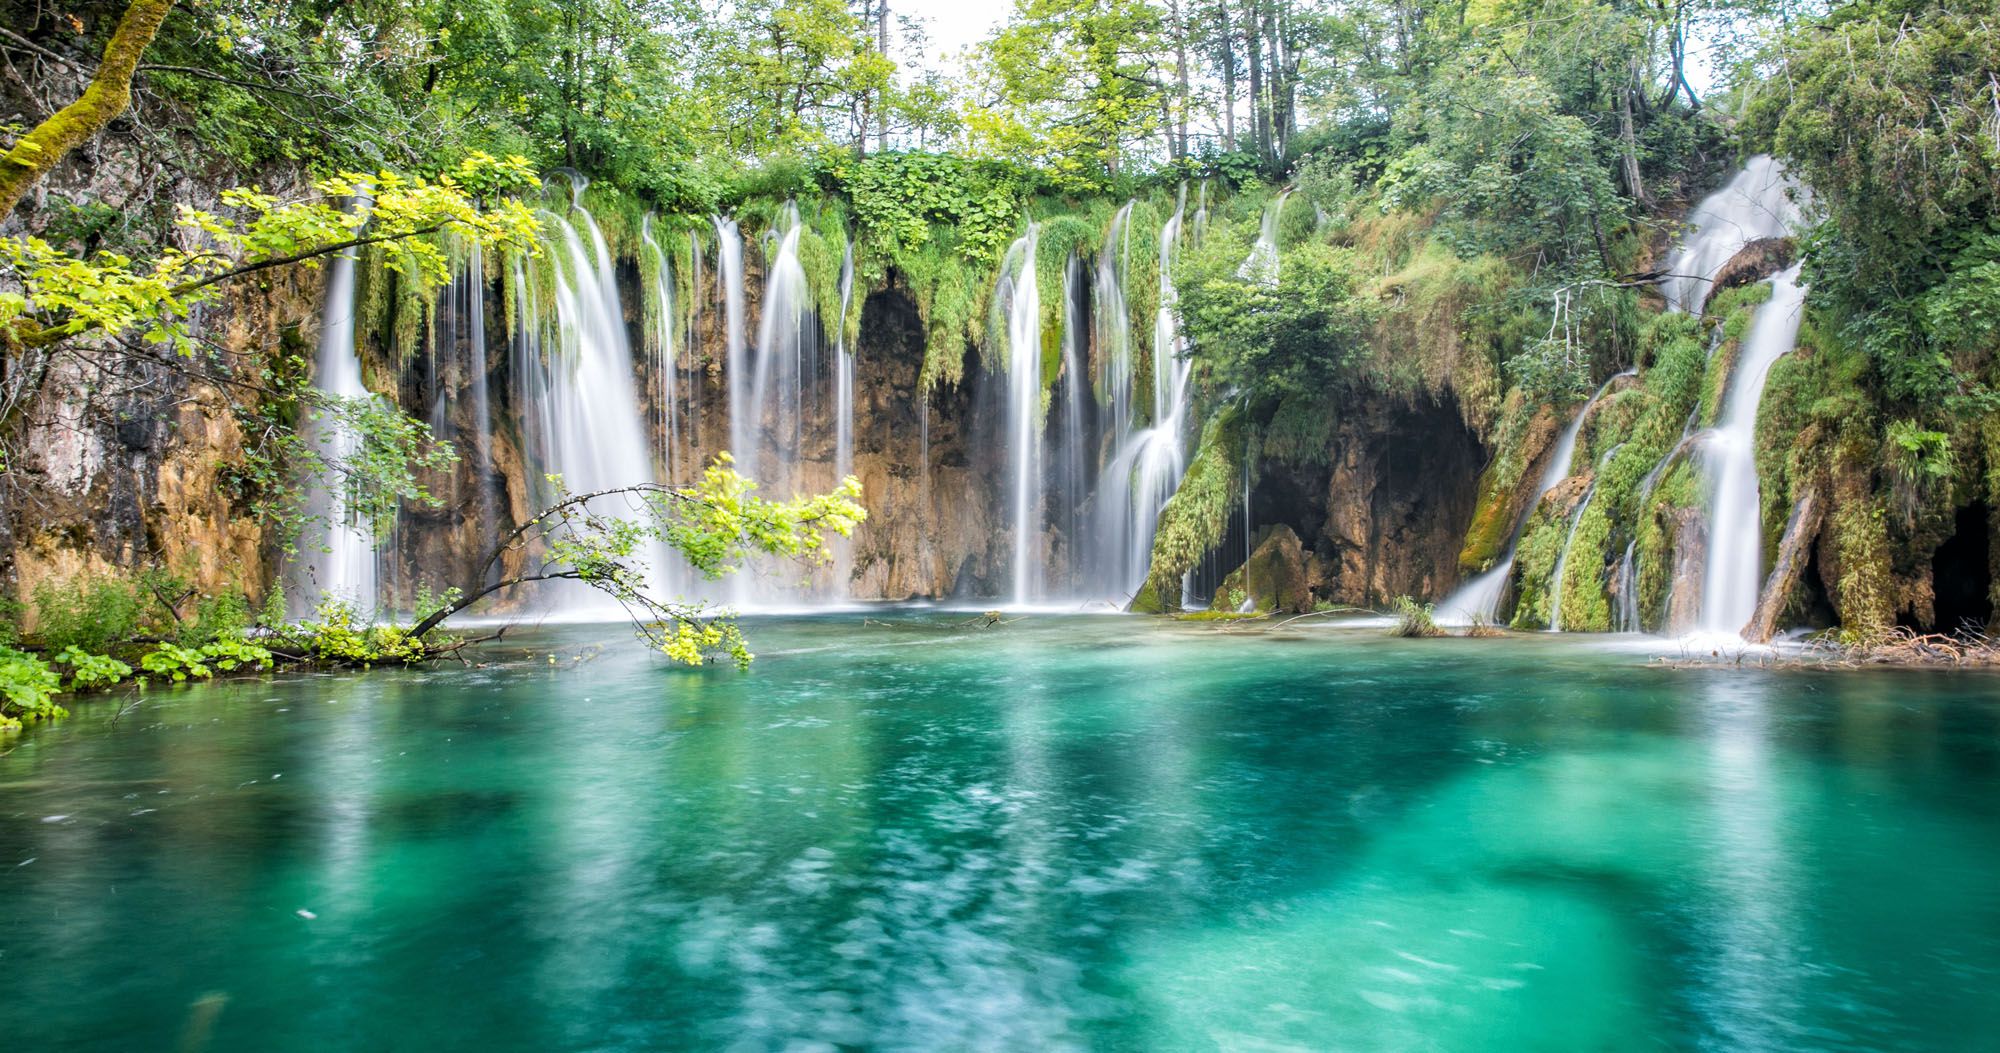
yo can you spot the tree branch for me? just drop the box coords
[0,0,178,221]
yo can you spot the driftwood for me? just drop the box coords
[1745,489,1823,643]
[1663,627,1999,670]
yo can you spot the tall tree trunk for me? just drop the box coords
[1619,58,1650,208]
[1170,0,1190,159]
[1218,2,1237,151]
[1244,0,1267,163]
[0,0,177,222]
[877,0,891,151]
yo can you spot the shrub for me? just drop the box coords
[0,647,65,727]
[140,643,215,683]
[285,601,429,665]
[31,576,143,654]
[1391,596,1446,638]
[55,647,133,691]
[200,637,273,672]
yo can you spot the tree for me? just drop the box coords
[0,0,176,219]
[963,0,1169,185]
[408,458,867,666]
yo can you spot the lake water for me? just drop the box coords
[3,613,1998,1050]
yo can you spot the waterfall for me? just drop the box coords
[1616,542,1641,632]
[1055,252,1091,588]
[1549,443,1624,631]
[1437,371,1632,625]
[831,238,857,597]
[744,205,812,497]
[1615,157,1801,633]
[1662,156,1800,315]
[291,207,379,618]
[640,217,680,484]
[997,225,1044,605]
[833,239,856,487]
[463,242,497,557]
[517,188,672,612]
[1698,265,1807,635]
[1238,190,1290,284]
[720,204,833,607]
[413,239,501,602]
[1088,200,1194,602]
[714,216,748,468]
[1096,203,1136,444]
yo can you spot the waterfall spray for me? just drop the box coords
[1698,265,1807,636]
[291,197,379,618]
[517,181,672,612]
[998,225,1044,606]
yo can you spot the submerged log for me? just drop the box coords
[1746,489,1824,643]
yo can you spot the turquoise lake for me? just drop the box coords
[3,613,1998,1050]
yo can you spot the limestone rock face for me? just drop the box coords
[1665,506,1708,634]
[1261,397,1483,609]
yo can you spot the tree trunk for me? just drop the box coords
[0,0,177,222]
[1169,0,1190,159]
[1746,489,1823,643]
[877,0,891,152]
[1244,0,1267,163]
[1619,61,1649,208]
[1219,2,1237,151]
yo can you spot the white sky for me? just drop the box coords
[888,0,1007,72]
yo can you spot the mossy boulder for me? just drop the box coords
[1709,237,1797,299]
[1218,525,1313,614]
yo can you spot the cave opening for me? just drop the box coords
[1930,502,1993,633]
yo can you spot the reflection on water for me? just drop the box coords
[2,615,1998,1051]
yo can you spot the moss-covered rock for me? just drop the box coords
[1218,525,1313,614]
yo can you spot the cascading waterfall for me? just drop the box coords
[1238,190,1291,284]
[833,239,856,487]
[1616,542,1641,632]
[520,185,672,610]
[1437,371,1632,624]
[1662,156,1800,315]
[714,216,748,468]
[1549,443,1624,631]
[997,225,1044,605]
[640,217,681,484]
[414,240,501,602]
[744,205,812,498]
[1698,264,1807,636]
[831,238,857,596]
[1055,252,1092,585]
[291,210,378,618]
[1096,203,1136,445]
[1089,199,1194,602]
[1618,157,1801,634]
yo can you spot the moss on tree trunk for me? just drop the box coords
[0,0,176,222]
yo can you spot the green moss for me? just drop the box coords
[1458,393,1544,573]
[1553,496,1616,632]
[1143,405,1245,610]
[1508,502,1567,628]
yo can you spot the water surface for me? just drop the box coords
[3,614,1998,1051]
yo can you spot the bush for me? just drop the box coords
[283,601,429,665]
[140,643,215,683]
[0,647,65,727]
[31,576,143,654]
[1391,596,1446,638]
[138,637,275,684]
[55,647,133,691]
